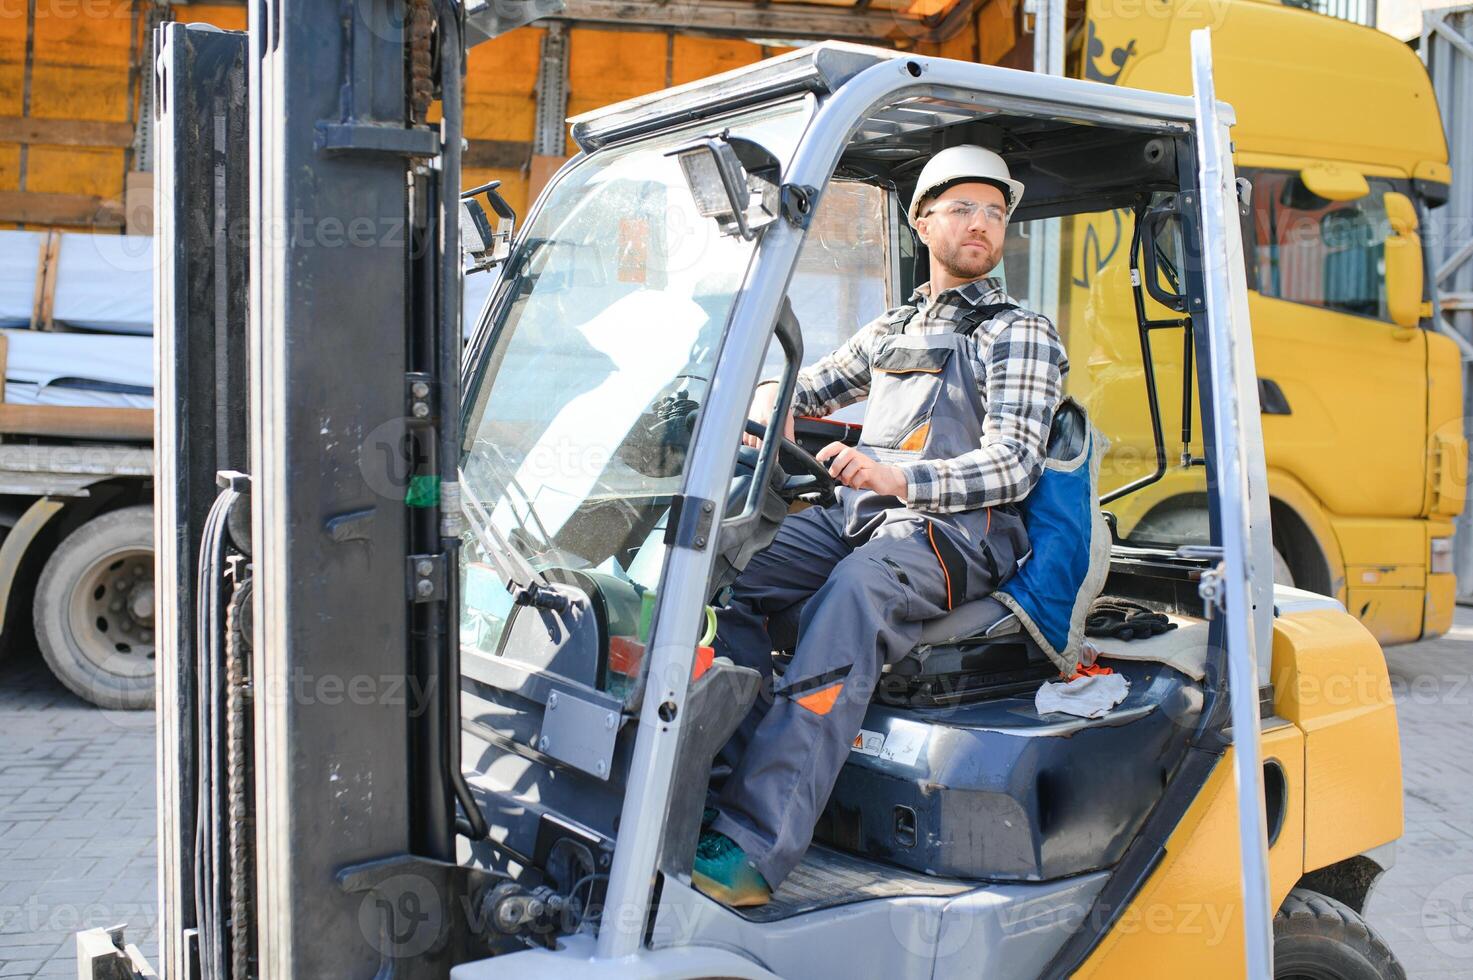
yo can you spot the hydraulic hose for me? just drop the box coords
[433,0,490,844]
[192,483,242,979]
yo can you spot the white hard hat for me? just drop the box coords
[907,145,1025,226]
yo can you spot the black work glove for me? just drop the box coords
[1085,598,1178,641]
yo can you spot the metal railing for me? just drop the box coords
[1423,6,1473,598]
[1280,0,1377,28]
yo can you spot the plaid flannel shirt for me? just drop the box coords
[792,277,1068,514]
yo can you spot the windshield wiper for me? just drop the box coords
[459,474,570,613]
[489,447,556,546]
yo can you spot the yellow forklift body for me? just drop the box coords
[1077,606,1403,974]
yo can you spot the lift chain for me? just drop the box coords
[407,0,435,125]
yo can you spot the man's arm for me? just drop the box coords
[895,311,1067,514]
[744,312,887,449]
[788,316,888,419]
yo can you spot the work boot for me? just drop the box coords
[692,830,771,908]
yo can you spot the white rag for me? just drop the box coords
[1035,672,1131,719]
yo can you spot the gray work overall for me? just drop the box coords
[710,305,1031,888]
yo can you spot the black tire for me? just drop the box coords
[33,505,155,710]
[1274,887,1405,980]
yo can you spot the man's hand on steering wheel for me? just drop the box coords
[743,381,795,449]
[817,443,907,499]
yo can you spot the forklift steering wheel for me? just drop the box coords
[742,419,837,506]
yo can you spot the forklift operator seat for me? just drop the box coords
[769,590,1055,708]
[879,594,1054,707]
[916,594,1021,646]
[773,398,1104,706]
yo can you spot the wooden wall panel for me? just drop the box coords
[0,10,25,118]
[172,4,248,30]
[977,0,1017,66]
[0,146,19,191]
[0,144,18,228]
[670,35,766,86]
[463,26,543,215]
[27,0,135,122]
[5,2,1007,229]
[25,146,122,196]
[2,0,138,229]
[937,19,977,60]
[565,27,667,123]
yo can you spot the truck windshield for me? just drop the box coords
[458,101,808,654]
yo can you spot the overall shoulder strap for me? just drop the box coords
[954,301,1020,338]
[882,305,918,334]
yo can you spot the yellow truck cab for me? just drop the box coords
[1077,0,1463,645]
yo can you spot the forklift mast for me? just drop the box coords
[151,2,547,976]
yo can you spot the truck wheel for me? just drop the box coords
[34,506,155,710]
[1274,888,1405,980]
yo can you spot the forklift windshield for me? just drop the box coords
[459,101,809,652]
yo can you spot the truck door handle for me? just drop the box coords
[1257,378,1291,416]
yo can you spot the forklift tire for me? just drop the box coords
[1273,888,1405,980]
[34,506,156,710]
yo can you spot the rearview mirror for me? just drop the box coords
[1139,197,1188,313]
[461,180,517,271]
[1382,190,1423,328]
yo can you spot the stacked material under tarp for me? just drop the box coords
[0,231,154,336]
[0,228,494,347]
[0,227,495,419]
[1,330,153,409]
[0,230,156,440]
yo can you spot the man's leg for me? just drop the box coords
[711,524,953,890]
[709,503,850,782]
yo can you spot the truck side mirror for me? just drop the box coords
[1299,162,1370,202]
[1382,190,1423,329]
[461,180,517,271]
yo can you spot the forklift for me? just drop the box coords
[79,2,1408,977]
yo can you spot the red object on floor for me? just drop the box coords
[1064,661,1115,680]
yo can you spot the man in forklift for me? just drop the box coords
[695,146,1069,907]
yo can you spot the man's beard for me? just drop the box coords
[934,237,999,280]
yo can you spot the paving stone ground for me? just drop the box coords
[2,609,1472,977]
[1363,605,1473,978]
[0,649,157,979]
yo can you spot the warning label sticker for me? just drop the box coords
[849,725,926,767]
[877,724,926,767]
[851,729,886,757]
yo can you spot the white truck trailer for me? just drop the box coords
[0,229,158,709]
